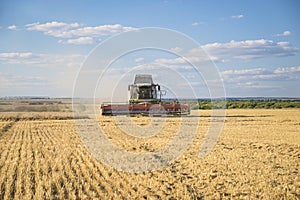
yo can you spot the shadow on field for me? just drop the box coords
[118,114,273,119]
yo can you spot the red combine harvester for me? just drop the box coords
[101,74,190,116]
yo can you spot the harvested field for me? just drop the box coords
[0,109,299,199]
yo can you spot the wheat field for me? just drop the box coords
[0,109,299,199]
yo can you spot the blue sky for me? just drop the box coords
[0,0,299,98]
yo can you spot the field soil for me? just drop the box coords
[0,109,299,199]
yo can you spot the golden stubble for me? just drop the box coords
[0,109,299,199]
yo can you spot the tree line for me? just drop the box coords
[192,100,300,109]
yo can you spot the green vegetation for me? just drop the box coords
[194,100,300,110]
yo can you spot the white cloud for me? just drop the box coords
[134,57,144,63]
[274,66,300,74]
[221,66,300,89]
[0,52,34,59]
[0,52,84,68]
[202,39,299,61]
[222,68,270,76]
[252,74,288,81]
[274,30,291,37]
[60,24,137,38]
[154,54,217,65]
[155,57,186,65]
[26,21,79,34]
[26,21,79,38]
[7,25,17,30]
[170,47,182,53]
[152,39,298,66]
[25,21,137,39]
[235,82,280,89]
[231,15,244,19]
[191,22,204,26]
[66,37,94,45]
[282,31,291,36]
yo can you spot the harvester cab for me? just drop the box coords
[101,74,190,116]
[128,74,162,103]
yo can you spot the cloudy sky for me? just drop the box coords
[0,0,299,98]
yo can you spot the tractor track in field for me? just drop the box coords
[0,118,20,138]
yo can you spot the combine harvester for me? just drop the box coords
[101,74,190,116]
